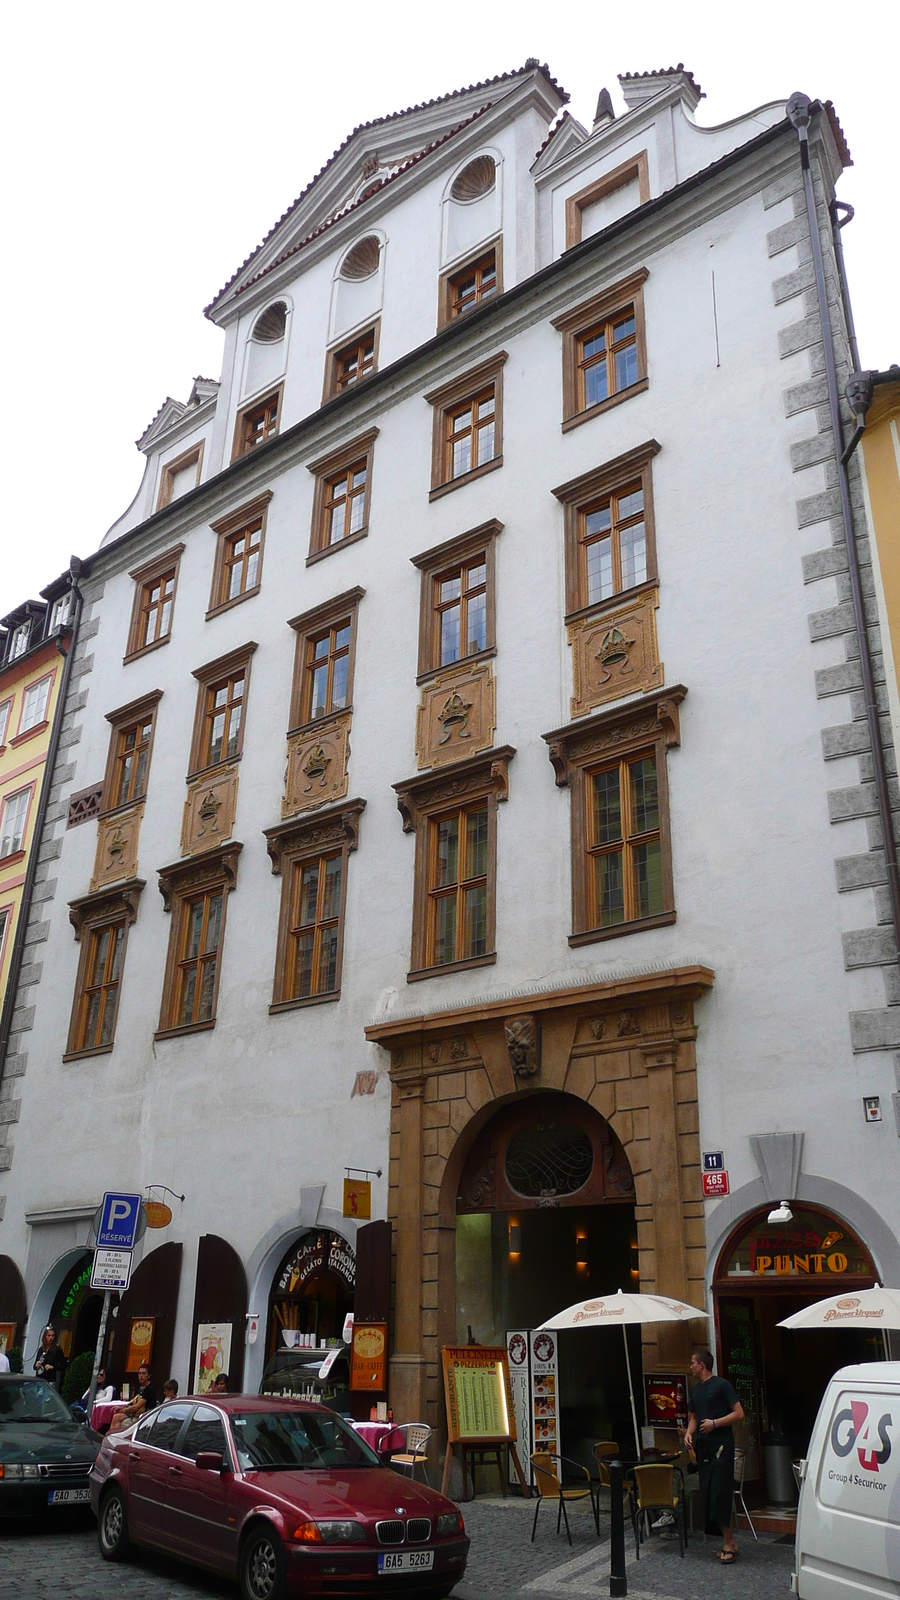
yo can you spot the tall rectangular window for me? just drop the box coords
[100,692,161,814]
[0,788,30,858]
[308,431,377,564]
[552,443,660,620]
[19,674,52,734]
[326,325,379,399]
[74,922,126,1051]
[428,804,488,967]
[189,645,257,776]
[208,494,272,618]
[552,270,648,430]
[412,523,500,680]
[0,700,10,746]
[126,545,184,661]
[426,355,506,500]
[233,388,282,459]
[577,309,639,411]
[439,243,502,327]
[434,559,486,667]
[589,754,662,927]
[446,390,496,481]
[156,844,240,1037]
[289,588,364,732]
[176,890,223,1026]
[288,852,342,999]
[266,802,363,1012]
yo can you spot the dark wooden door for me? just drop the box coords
[187,1234,248,1394]
[108,1243,183,1394]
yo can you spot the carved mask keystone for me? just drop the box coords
[505,1014,540,1079]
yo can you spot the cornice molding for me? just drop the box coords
[393,745,515,833]
[543,686,687,787]
[264,797,366,875]
[69,878,145,941]
[157,841,242,911]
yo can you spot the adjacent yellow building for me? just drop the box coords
[856,368,900,753]
[0,578,74,1004]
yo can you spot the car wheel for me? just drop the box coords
[240,1525,287,1600]
[97,1486,132,1562]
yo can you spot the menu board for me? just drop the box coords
[442,1346,515,1442]
[530,1330,559,1456]
[350,1322,387,1391]
[644,1373,689,1429]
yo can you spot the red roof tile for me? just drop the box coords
[619,64,704,98]
[533,110,575,163]
[824,100,852,167]
[204,60,568,316]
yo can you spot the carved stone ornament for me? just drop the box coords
[91,804,144,892]
[543,686,687,788]
[264,798,366,877]
[391,1049,404,1070]
[505,1014,540,1078]
[394,747,515,834]
[589,1017,606,1040]
[157,841,242,913]
[426,1043,442,1065]
[617,1009,641,1037]
[449,1036,469,1061]
[283,711,352,818]
[181,764,240,856]
[69,879,145,942]
[567,586,663,719]
[415,660,496,770]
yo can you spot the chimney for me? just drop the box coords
[592,88,616,132]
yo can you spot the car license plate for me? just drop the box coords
[378,1551,434,1574]
[48,1488,92,1505]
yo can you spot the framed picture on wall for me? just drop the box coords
[194,1323,232,1395]
[125,1316,155,1373]
[0,1322,16,1354]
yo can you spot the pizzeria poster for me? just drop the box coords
[442,1346,515,1442]
[644,1372,689,1429]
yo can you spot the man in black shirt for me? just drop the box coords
[684,1348,744,1563]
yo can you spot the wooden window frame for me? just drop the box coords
[156,843,241,1039]
[393,746,514,982]
[564,152,650,250]
[125,544,185,663]
[542,686,685,946]
[231,384,284,462]
[100,691,163,816]
[307,429,378,566]
[411,521,502,682]
[323,321,381,402]
[64,880,144,1060]
[207,492,273,620]
[552,440,661,623]
[438,238,503,329]
[265,798,365,1013]
[552,270,649,430]
[288,587,365,734]
[188,643,258,779]
[156,441,204,511]
[425,352,507,501]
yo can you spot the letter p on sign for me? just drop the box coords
[97,1192,143,1250]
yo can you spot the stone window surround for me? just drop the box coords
[155,841,242,1040]
[63,879,144,1061]
[206,491,274,621]
[264,797,365,1013]
[124,544,185,664]
[187,642,258,781]
[231,384,284,462]
[552,440,661,624]
[564,152,650,250]
[543,686,686,946]
[287,587,365,735]
[323,320,381,403]
[393,746,514,982]
[551,269,649,431]
[156,440,205,511]
[100,690,163,817]
[306,428,378,567]
[437,237,503,331]
[411,520,503,684]
[425,352,507,501]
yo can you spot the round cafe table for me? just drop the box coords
[351,1421,404,1453]
[90,1400,121,1432]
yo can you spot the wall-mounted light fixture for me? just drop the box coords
[508,1221,522,1256]
[630,1242,640,1277]
[575,1234,588,1266]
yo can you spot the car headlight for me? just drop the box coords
[437,1511,464,1537]
[1,1464,39,1481]
[317,1521,366,1544]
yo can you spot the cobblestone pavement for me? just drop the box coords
[0,1500,795,1600]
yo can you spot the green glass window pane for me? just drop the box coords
[179,968,197,1025]
[203,894,223,955]
[633,839,663,918]
[432,896,457,965]
[620,521,646,588]
[187,900,205,960]
[331,655,348,709]
[318,925,339,993]
[466,808,488,880]
[440,606,460,665]
[198,955,217,1020]
[295,932,314,998]
[463,884,487,958]
[436,818,459,887]
[629,757,659,834]
[299,862,320,926]
[466,590,486,654]
[84,991,101,1049]
[322,855,342,921]
[592,769,622,845]
[595,851,624,927]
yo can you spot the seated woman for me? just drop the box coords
[108,1364,158,1433]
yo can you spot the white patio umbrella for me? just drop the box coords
[536,1289,708,1456]
[778,1284,900,1357]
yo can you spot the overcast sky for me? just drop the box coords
[1,0,894,613]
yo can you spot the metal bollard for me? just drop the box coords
[608,1460,627,1598]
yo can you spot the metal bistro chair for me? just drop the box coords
[390,1423,432,1484]
[530,1452,599,1545]
[734,1446,758,1541]
[630,1464,687,1559]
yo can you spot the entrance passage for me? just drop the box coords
[715,1204,882,1484]
[455,1092,638,1470]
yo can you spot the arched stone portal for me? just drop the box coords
[365,964,713,1434]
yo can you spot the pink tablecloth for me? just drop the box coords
[352,1421,405,1453]
[90,1401,121,1431]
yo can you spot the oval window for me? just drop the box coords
[505,1120,594,1200]
[252,301,288,343]
[451,155,496,203]
[340,236,381,282]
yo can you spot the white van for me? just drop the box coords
[795,1362,900,1597]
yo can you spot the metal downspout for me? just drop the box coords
[0,562,84,1086]
[786,93,900,959]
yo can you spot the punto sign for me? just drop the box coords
[720,1206,874,1280]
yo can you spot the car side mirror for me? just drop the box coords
[195,1451,225,1472]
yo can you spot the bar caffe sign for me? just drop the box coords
[277,1230,356,1295]
[722,1207,873,1280]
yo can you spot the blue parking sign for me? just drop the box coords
[97,1192,143,1250]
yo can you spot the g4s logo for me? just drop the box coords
[831,1401,892,1471]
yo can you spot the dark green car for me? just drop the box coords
[0,1375,100,1515]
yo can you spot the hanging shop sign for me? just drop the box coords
[143,1201,173,1229]
[442,1346,515,1442]
[719,1206,874,1280]
[276,1231,356,1296]
[350,1322,388,1391]
[125,1317,155,1372]
[343,1179,371,1220]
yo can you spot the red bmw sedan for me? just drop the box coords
[89,1395,468,1600]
